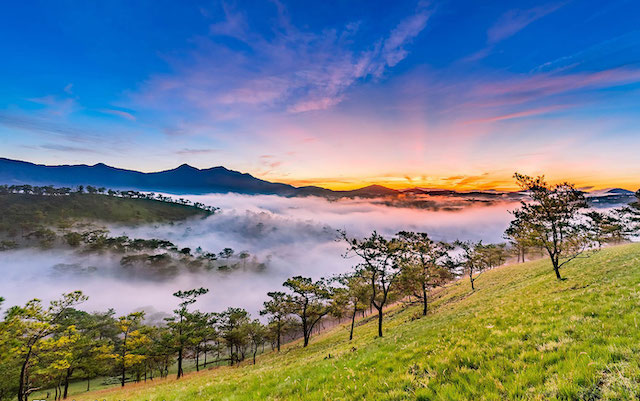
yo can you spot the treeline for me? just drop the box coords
[0,185,260,275]
[0,185,215,241]
[0,184,218,213]
[1,174,639,400]
[3,223,262,277]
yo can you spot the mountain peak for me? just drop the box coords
[175,163,198,171]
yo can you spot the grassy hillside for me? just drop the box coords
[0,193,209,232]
[75,243,640,400]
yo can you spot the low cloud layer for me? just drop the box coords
[0,194,517,317]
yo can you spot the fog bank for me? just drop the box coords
[0,194,517,316]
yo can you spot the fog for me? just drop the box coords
[0,193,518,318]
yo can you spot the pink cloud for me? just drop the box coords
[464,105,569,125]
[472,67,640,102]
[132,3,430,116]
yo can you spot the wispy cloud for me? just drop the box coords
[40,144,101,153]
[175,148,219,155]
[26,95,78,117]
[462,3,565,62]
[463,105,569,125]
[487,3,565,43]
[22,143,101,154]
[0,113,99,142]
[99,108,136,121]
[133,2,431,116]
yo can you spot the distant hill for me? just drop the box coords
[0,158,405,198]
[605,188,635,195]
[1,158,636,202]
[0,158,301,196]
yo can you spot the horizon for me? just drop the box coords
[1,1,640,190]
[2,156,638,192]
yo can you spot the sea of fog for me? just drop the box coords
[0,194,518,319]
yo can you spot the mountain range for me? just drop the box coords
[0,158,399,198]
[0,158,636,203]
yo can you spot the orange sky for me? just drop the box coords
[274,173,640,192]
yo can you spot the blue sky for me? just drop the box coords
[1,0,639,189]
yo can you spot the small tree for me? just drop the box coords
[508,173,594,280]
[504,217,536,263]
[613,191,640,238]
[341,231,404,337]
[283,276,332,347]
[456,241,490,291]
[218,307,250,365]
[396,232,454,315]
[113,312,147,387]
[260,292,292,352]
[246,320,267,365]
[332,270,371,340]
[584,210,630,247]
[5,291,87,401]
[166,287,209,379]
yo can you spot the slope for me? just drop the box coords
[75,243,640,400]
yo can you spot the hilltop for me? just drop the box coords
[0,191,210,233]
[67,243,640,400]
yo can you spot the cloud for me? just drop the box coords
[99,108,136,121]
[471,67,640,103]
[382,10,431,68]
[0,113,101,143]
[175,148,220,155]
[488,3,565,43]
[133,2,431,116]
[26,95,78,117]
[39,143,102,153]
[463,105,569,125]
[0,193,517,316]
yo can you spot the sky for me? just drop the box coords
[0,0,639,190]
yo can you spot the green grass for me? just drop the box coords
[75,243,640,400]
[0,193,209,232]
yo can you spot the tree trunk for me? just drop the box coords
[18,347,32,401]
[422,284,428,316]
[121,363,126,386]
[553,262,562,279]
[177,347,183,379]
[377,306,383,337]
[350,304,357,341]
[86,378,90,392]
[63,367,72,399]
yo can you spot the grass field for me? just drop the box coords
[67,243,640,400]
